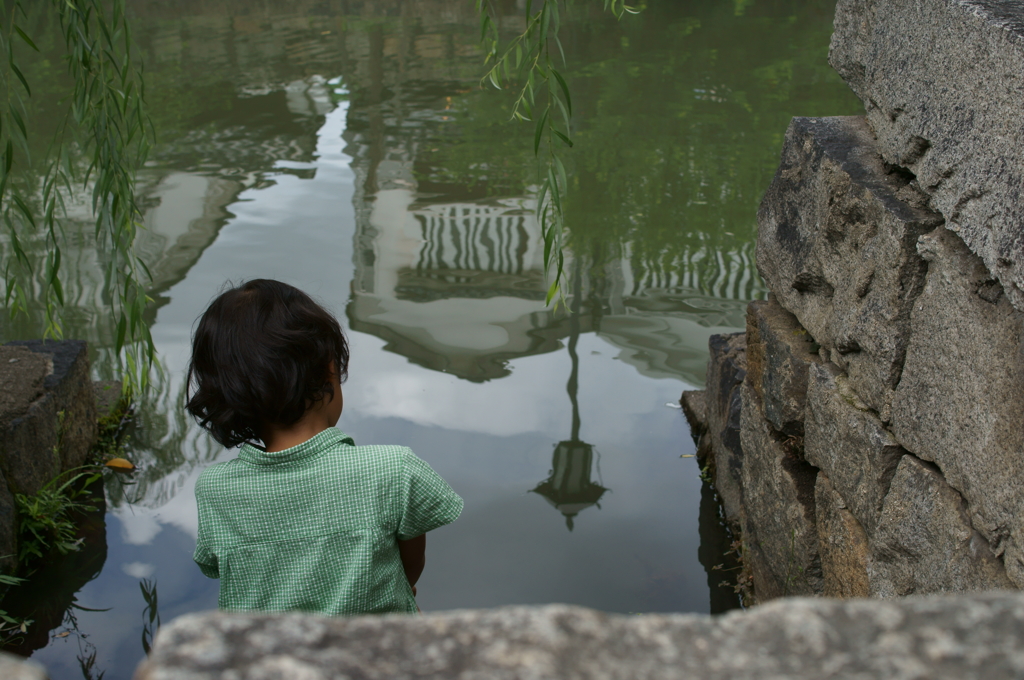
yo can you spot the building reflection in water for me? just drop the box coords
[531,265,608,531]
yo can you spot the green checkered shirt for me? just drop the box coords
[193,429,463,615]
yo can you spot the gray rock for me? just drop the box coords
[869,455,1013,598]
[0,340,99,498]
[830,0,1024,313]
[137,594,1024,680]
[739,382,822,599]
[804,362,904,534]
[745,296,821,436]
[891,227,1024,587]
[757,116,942,414]
[0,390,61,497]
[0,652,47,680]
[0,346,50,421]
[0,468,16,575]
[815,473,871,598]
[703,333,747,525]
[680,390,706,434]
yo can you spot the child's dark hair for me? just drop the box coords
[185,279,349,448]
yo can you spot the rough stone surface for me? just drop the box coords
[703,333,746,526]
[891,227,1024,587]
[0,467,16,575]
[0,652,48,680]
[804,362,904,535]
[679,390,706,434]
[0,340,97,498]
[745,296,821,436]
[830,0,1024,313]
[869,456,1013,598]
[739,382,821,599]
[138,595,1024,680]
[0,346,50,421]
[0,389,61,498]
[757,115,942,414]
[815,473,870,598]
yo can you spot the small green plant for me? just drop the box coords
[92,389,134,463]
[15,468,101,564]
[0,570,32,644]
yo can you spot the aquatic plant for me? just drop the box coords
[14,468,102,564]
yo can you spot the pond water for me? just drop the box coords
[0,1,858,677]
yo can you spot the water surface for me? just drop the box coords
[0,1,858,677]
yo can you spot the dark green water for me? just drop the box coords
[0,1,858,677]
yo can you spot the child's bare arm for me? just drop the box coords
[398,534,426,589]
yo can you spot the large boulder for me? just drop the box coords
[830,0,1024,313]
[757,116,942,416]
[891,227,1024,587]
[137,595,1024,680]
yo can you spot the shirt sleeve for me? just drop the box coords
[193,538,220,579]
[193,471,220,579]
[396,448,464,541]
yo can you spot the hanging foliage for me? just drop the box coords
[474,0,639,304]
[0,0,153,388]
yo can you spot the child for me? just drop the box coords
[186,279,462,615]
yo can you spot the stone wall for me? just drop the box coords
[686,0,1024,601]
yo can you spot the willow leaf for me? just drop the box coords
[534,108,549,156]
[552,68,572,116]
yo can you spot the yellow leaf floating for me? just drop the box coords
[105,457,135,472]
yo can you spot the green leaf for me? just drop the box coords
[51,275,65,307]
[537,177,550,215]
[10,61,31,96]
[11,193,36,228]
[10,106,27,141]
[13,25,39,52]
[115,314,127,354]
[553,93,571,133]
[554,33,567,66]
[546,278,560,305]
[534,108,548,156]
[552,68,572,116]
[553,129,573,148]
[547,166,562,212]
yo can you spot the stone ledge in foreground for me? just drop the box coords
[136,593,1024,680]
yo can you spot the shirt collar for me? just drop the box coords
[238,428,355,466]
